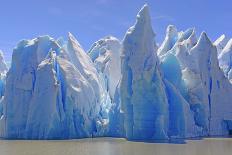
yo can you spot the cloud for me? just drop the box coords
[153,15,175,22]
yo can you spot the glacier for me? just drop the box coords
[0,4,232,141]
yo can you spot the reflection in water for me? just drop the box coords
[0,138,232,155]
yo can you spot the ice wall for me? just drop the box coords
[0,34,111,139]
[158,25,232,136]
[0,4,232,140]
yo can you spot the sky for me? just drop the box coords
[0,0,232,62]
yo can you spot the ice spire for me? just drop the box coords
[158,25,178,56]
[120,4,169,140]
[198,32,212,45]
[218,39,232,79]
[0,50,8,74]
[122,4,158,76]
[214,34,229,55]
[136,4,152,26]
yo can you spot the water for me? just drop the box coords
[0,138,232,155]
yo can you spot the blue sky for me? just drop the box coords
[0,0,232,61]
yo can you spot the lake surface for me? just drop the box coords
[0,138,232,155]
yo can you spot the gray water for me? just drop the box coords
[0,138,232,155]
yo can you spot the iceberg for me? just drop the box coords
[0,4,232,141]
